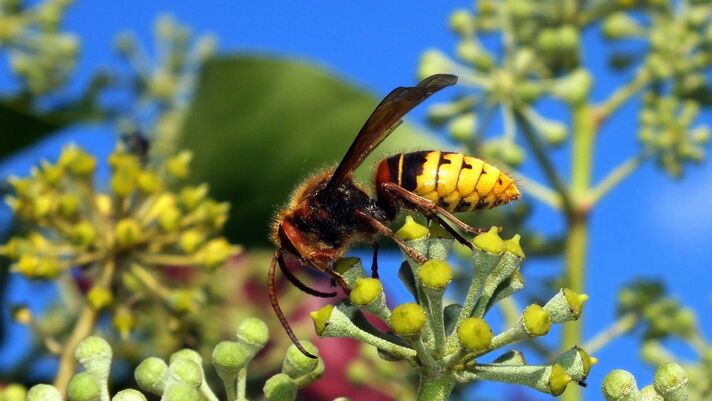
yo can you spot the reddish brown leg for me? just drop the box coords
[278,251,337,298]
[433,216,473,249]
[381,182,491,235]
[269,249,317,358]
[355,210,427,264]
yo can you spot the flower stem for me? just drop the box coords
[561,103,595,401]
[416,373,455,401]
[53,257,116,396]
[583,313,638,354]
[53,303,98,394]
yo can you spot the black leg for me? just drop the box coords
[370,242,380,279]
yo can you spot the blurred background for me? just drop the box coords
[1,1,710,400]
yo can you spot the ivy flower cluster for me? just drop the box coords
[602,363,688,401]
[0,144,237,391]
[0,0,78,95]
[308,217,592,401]
[615,280,710,399]
[7,318,340,401]
[114,14,217,157]
[2,144,235,315]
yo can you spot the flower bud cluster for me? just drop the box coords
[416,2,604,170]
[602,363,688,401]
[309,217,593,398]
[638,94,709,177]
[25,318,340,401]
[114,14,217,157]
[618,279,710,400]
[1,144,237,336]
[0,0,78,94]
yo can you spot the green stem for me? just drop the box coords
[589,153,648,205]
[236,367,247,401]
[515,110,575,217]
[561,103,595,401]
[583,313,638,354]
[54,257,116,396]
[416,373,455,401]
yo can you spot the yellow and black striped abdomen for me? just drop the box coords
[378,151,520,212]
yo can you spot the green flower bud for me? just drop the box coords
[310,304,334,336]
[640,385,663,401]
[549,363,572,396]
[158,207,181,232]
[653,363,687,401]
[67,371,101,401]
[556,346,596,383]
[59,146,96,177]
[263,373,297,401]
[75,336,112,383]
[418,49,454,80]
[350,278,383,306]
[523,304,552,336]
[395,215,429,240]
[179,230,205,254]
[135,357,167,395]
[539,120,567,145]
[391,303,427,336]
[602,13,643,39]
[236,317,270,351]
[2,384,27,401]
[166,151,192,179]
[457,317,493,352]
[449,9,474,36]
[137,171,160,194]
[333,257,366,287]
[169,289,204,313]
[72,221,96,247]
[112,389,148,401]
[34,258,60,279]
[282,341,319,379]
[417,260,452,290]
[111,172,136,197]
[163,382,199,401]
[195,238,234,268]
[544,288,588,323]
[179,185,208,211]
[309,304,416,359]
[504,234,525,258]
[59,193,81,217]
[168,358,202,387]
[449,112,477,142]
[26,384,62,401]
[211,341,251,376]
[32,195,53,219]
[87,286,113,310]
[552,69,593,104]
[473,227,505,254]
[112,306,134,340]
[602,370,639,401]
[115,218,141,248]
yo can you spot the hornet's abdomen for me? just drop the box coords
[376,151,520,212]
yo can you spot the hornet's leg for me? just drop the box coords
[370,242,380,279]
[354,210,427,265]
[268,249,317,358]
[381,182,492,235]
[433,216,474,249]
[278,251,337,298]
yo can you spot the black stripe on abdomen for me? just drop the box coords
[401,151,429,191]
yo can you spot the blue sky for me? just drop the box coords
[1,1,711,399]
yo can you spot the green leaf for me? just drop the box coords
[0,100,62,160]
[177,55,442,246]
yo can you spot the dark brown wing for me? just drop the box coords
[324,74,457,193]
